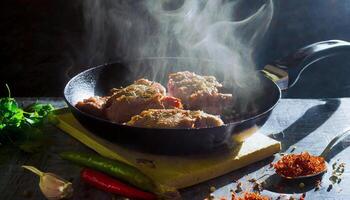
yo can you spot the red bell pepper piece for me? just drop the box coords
[81,168,157,200]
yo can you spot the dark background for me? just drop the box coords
[1,0,350,98]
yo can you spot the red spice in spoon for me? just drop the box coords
[232,192,270,200]
[273,152,326,178]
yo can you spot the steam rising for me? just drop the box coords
[82,0,274,111]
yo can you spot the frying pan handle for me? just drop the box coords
[262,40,350,90]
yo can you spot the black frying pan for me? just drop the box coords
[64,40,350,155]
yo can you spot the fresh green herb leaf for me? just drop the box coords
[26,103,55,116]
[0,85,56,153]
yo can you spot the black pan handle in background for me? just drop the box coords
[263,40,350,90]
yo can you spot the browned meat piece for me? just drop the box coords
[167,71,233,115]
[104,79,183,123]
[126,109,224,128]
[109,79,166,97]
[75,96,108,117]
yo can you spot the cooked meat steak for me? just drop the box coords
[103,79,183,123]
[109,79,166,97]
[76,79,182,123]
[75,72,233,127]
[167,71,233,115]
[76,96,108,117]
[126,109,224,128]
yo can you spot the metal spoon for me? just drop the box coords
[276,129,350,180]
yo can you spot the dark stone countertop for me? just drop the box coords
[0,98,349,199]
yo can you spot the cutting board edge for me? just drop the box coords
[56,116,133,164]
[170,142,281,189]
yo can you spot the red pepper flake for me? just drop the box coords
[273,152,326,178]
[231,192,270,200]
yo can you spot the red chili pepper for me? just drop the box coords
[81,168,157,200]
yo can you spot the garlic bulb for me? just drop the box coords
[22,165,73,200]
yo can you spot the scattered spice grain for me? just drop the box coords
[314,180,321,191]
[290,146,297,153]
[327,184,333,192]
[235,182,243,193]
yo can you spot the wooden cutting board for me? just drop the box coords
[56,111,281,189]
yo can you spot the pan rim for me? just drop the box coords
[63,58,282,131]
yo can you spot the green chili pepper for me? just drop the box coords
[60,151,156,192]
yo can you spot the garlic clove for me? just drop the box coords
[40,173,73,200]
[22,165,73,200]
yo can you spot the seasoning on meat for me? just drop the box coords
[76,79,183,123]
[273,152,326,178]
[104,79,183,123]
[168,71,233,115]
[126,109,224,128]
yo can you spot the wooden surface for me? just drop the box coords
[1,98,350,200]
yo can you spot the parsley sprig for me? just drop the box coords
[0,84,56,152]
